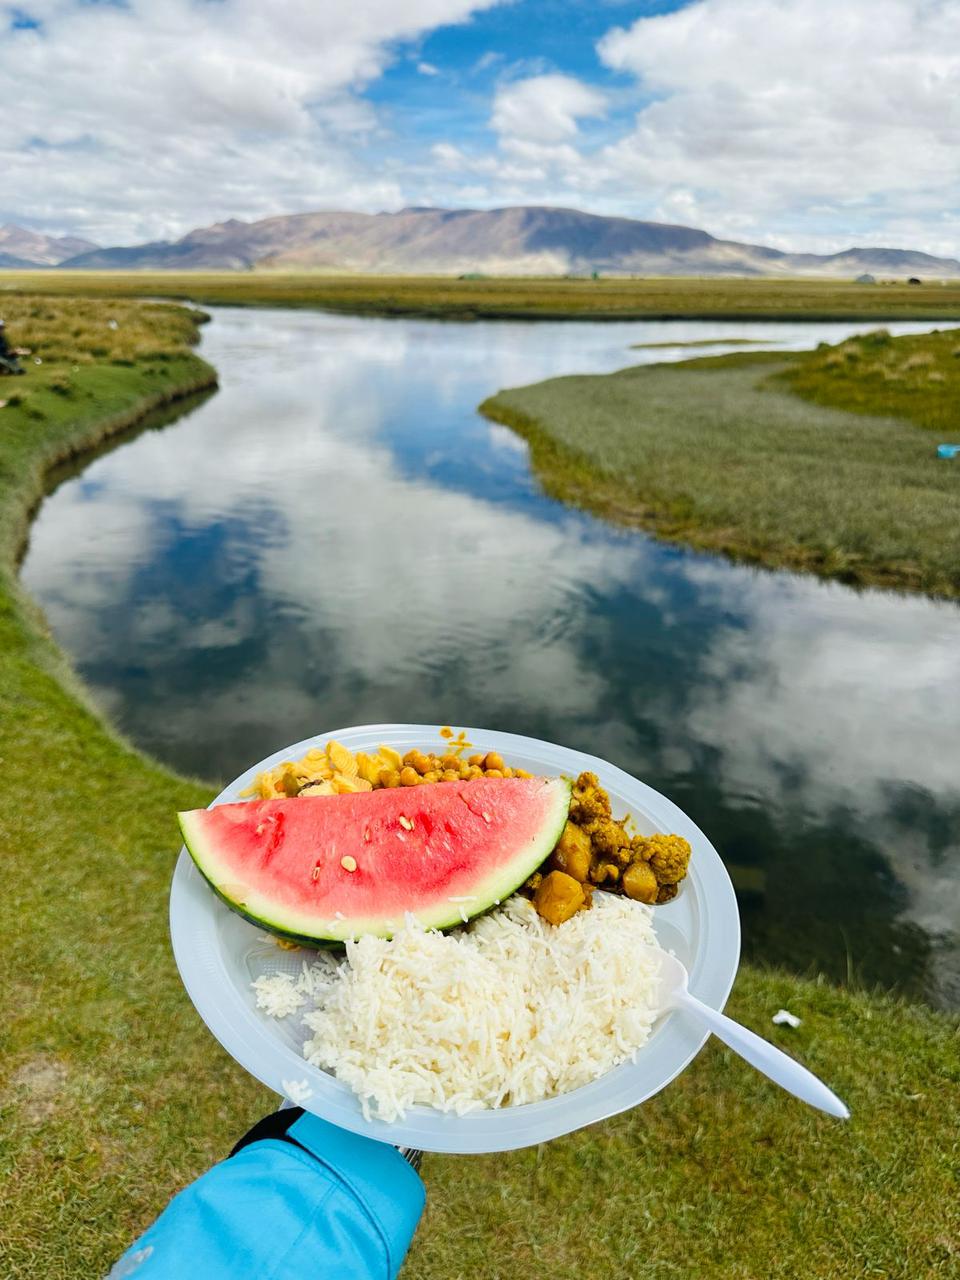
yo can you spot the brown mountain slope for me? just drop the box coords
[58,207,960,278]
[0,224,99,266]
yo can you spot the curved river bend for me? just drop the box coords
[21,308,960,1006]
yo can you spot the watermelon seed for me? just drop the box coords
[481,812,492,824]
[398,815,414,831]
[311,867,321,881]
[340,855,358,872]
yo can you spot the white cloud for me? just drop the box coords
[594,0,960,252]
[491,74,607,146]
[473,50,502,74]
[430,141,468,169]
[10,0,960,253]
[0,0,503,242]
[673,557,960,1000]
[24,307,651,749]
[424,0,960,254]
[432,72,611,208]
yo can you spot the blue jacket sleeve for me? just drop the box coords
[106,1112,425,1280]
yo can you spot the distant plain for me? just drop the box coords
[8,269,960,321]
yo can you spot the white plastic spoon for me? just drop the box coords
[653,950,850,1119]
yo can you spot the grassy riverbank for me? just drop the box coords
[9,268,960,321]
[1,298,958,1278]
[482,330,960,599]
[778,325,960,431]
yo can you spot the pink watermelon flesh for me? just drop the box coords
[178,776,571,944]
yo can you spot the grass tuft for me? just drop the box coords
[778,326,960,436]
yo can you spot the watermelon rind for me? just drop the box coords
[178,777,571,945]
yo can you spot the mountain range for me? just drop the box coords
[0,223,98,268]
[4,207,960,278]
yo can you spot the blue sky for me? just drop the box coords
[366,2,658,161]
[2,0,959,255]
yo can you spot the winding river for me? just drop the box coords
[21,307,960,1006]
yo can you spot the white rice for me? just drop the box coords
[252,894,663,1122]
[252,975,306,1020]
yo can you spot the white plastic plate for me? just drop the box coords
[170,724,740,1153]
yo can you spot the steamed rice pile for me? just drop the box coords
[253,894,663,1122]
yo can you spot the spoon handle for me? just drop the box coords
[677,990,850,1119]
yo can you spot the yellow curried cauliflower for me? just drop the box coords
[637,833,692,887]
[586,816,631,861]
[570,771,611,825]
[526,770,694,922]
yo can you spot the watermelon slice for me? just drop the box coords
[178,775,571,945]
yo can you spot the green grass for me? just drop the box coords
[417,976,960,1280]
[481,331,960,598]
[778,326,960,432]
[1,297,958,1278]
[9,269,960,321]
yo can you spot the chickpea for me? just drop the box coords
[441,769,460,782]
[379,768,401,788]
[483,751,504,772]
[458,761,472,779]
[514,768,532,779]
[399,766,420,787]
[467,765,484,779]
[423,770,442,784]
[484,769,503,778]
[402,750,420,767]
[501,766,514,778]
[441,754,460,771]
[468,754,485,767]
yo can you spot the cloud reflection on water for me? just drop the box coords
[21,308,960,1004]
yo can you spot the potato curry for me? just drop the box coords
[526,771,691,926]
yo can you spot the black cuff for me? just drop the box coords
[230,1106,305,1157]
[230,1108,423,1172]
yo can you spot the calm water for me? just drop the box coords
[21,309,960,1006]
